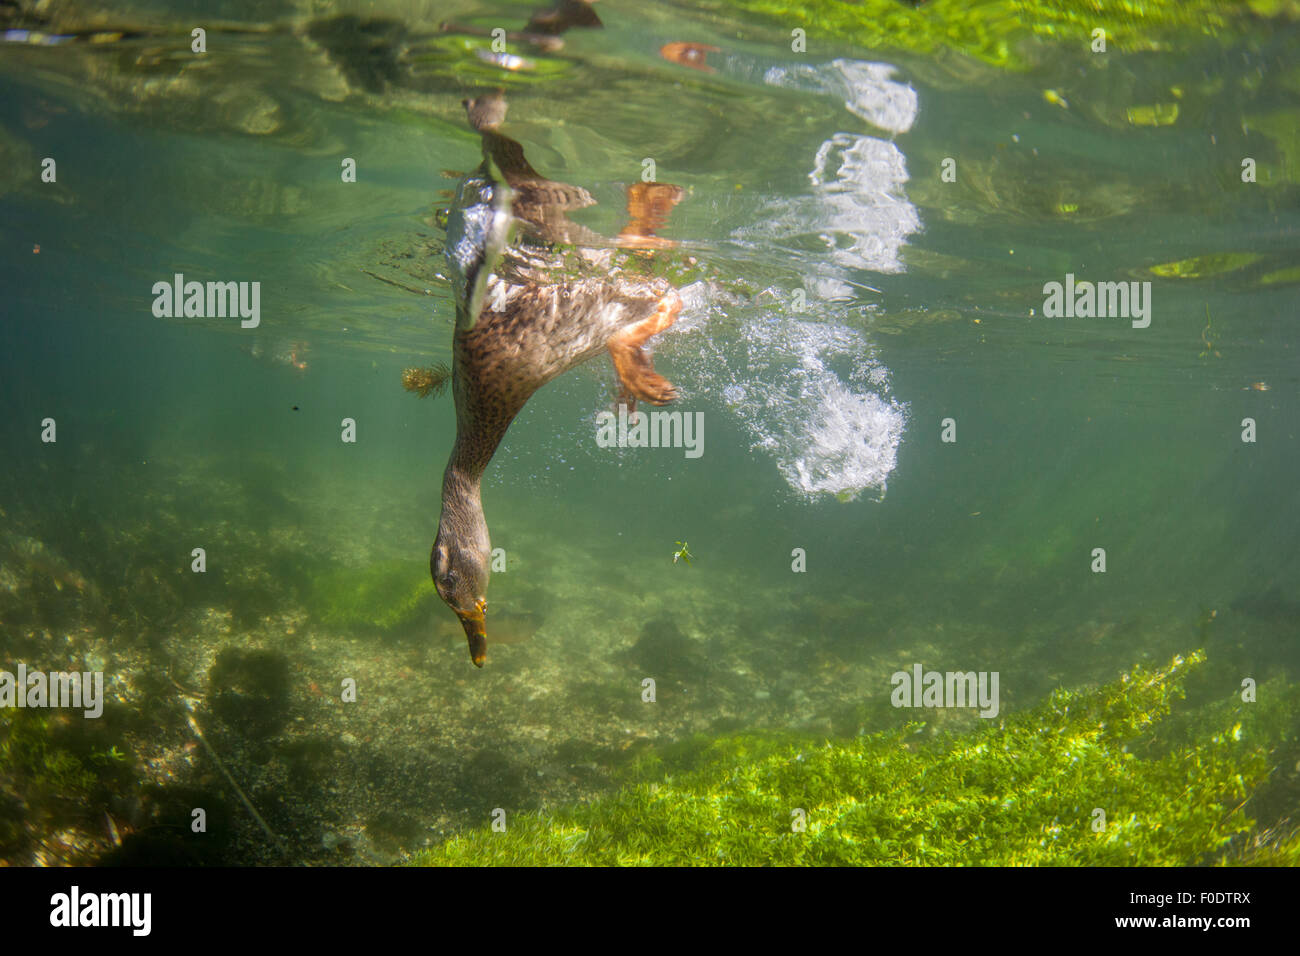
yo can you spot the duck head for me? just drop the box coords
[431,474,492,666]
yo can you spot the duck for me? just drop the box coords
[433,91,685,666]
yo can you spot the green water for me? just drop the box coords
[0,0,1297,865]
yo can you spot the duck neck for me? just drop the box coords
[439,367,525,542]
[440,443,487,534]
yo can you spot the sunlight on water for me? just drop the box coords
[733,59,921,289]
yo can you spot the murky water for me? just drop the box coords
[1,0,1297,865]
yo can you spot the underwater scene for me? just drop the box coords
[0,0,1297,870]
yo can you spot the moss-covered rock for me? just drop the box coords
[409,651,1296,865]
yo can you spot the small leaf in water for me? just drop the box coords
[1150,252,1260,279]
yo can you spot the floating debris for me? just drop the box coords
[1199,303,1220,359]
[1150,251,1260,278]
[244,339,309,371]
[1042,88,1068,109]
[1127,103,1179,126]
[660,42,720,73]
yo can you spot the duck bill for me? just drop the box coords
[458,607,487,667]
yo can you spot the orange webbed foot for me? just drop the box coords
[617,183,685,249]
[608,290,681,406]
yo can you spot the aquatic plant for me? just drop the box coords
[409,651,1296,865]
[402,363,452,398]
[90,744,129,766]
[672,541,693,565]
[1223,825,1300,867]
[0,709,135,864]
[0,713,97,802]
[310,558,439,634]
[696,0,1293,71]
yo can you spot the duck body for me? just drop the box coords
[433,94,683,666]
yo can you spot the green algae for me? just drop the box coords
[1259,264,1300,286]
[0,709,135,863]
[692,0,1290,71]
[1244,109,1300,185]
[310,558,438,634]
[1225,827,1300,866]
[409,651,1297,865]
[0,712,98,802]
[410,35,574,86]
